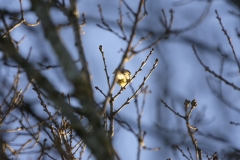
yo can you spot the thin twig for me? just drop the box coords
[192,45,240,91]
[215,10,240,72]
[117,1,127,40]
[161,100,185,119]
[97,5,126,40]
[95,86,107,98]
[175,145,191,160]
[99,45,111,89]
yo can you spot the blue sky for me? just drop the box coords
[1,0,240,159]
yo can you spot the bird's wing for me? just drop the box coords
[116,73,125,80]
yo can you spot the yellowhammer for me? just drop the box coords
[113,68,131,87]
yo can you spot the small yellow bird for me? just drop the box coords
[113,68,131,87]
